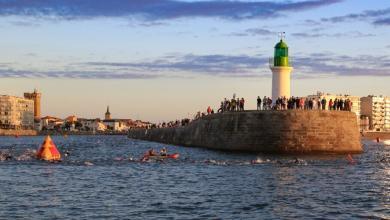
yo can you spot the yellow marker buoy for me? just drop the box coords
[36,135,61,161]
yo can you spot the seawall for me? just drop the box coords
[128,110,362,154]
[361,132,390,140]
[0,129,37,136]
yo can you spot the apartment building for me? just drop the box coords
[0,95,34,129]
[360,96,387,131]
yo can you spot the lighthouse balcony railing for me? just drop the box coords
[269,57,293,68]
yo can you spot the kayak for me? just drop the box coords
[143,153,180,161]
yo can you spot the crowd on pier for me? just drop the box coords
[149,94,354,129]
[256,96,353,111]
[217,96,246,112]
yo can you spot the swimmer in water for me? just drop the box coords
[160,147,167,156]
[147,149,157,156]
[0,151,12,161]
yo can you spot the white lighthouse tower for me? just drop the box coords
[270,34,293,102]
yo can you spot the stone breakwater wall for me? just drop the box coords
[128,111,362,154]
[0,129,37,136]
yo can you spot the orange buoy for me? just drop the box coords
[36,135,61,161]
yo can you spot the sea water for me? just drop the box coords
[0,135,388,219]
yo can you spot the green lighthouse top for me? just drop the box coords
[275,40,288,49]
[273,35,290,67]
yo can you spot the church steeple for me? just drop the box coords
[105,106,111,120]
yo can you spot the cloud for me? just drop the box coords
[8,21,40,27]
[292,31,375,38]
[294,53,390,77]
[1,52,389,79]
[85,53,390,78]
[230,27,375,39]
[0,68,162,79]
[320,7,390,26]
[303,19,322,26]
[373,17,390,26]
[230,28,277,37]
[85,54,267,77]
[0,0,342,21]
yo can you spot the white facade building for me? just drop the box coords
[360,96,387,131]
[385,97,390,131]
[80,119,106,132]
[103,119,129,132]
[0,95,34,129]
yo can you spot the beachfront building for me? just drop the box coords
[269,34,293,104]
[307,92,361,120]
[385,97,390,131]
[0,95,34,129]
[360,96,387,131]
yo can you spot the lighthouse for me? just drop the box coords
[270,34,293,103]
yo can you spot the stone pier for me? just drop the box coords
[128,110,362,154]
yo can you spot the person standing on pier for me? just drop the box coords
[328,99,333,110]
[231,98,236,111]
[207,106,212,115]
[241,98,245,111]
[263,96,267,110]
[321,98,327,110]
[317,98,321,110]
[257,96,262,110]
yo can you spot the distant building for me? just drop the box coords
[307,92,361,121]
[0,95,34,129]
[105,106,111,120]
[41,116,64,130]
[103,119,128,131]
[360,96,390,131]
[65,115,78,123]
[24,89,41,122]
[79,118,106,132]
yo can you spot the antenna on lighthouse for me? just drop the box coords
[279,32,286,40]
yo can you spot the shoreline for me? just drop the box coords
[0,129,37,136]
[0,129,127,136]
[39,131,127,136]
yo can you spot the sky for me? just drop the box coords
[0,0,389,122]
